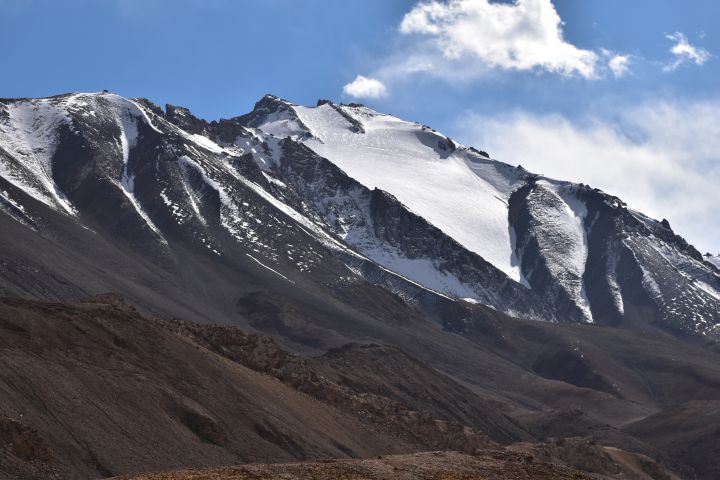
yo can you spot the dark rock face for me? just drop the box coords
[584,189,720,335]
[164,104,210,136]
[468,146,490,158]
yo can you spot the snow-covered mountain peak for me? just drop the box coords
[238,95,718,331]
[248,97,529,284]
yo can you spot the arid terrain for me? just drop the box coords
[111,451,608,480]
[0,295,715,479]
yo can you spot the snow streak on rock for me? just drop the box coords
[526,180,592,323]
[110,96,166,243]
[0,97,76,215]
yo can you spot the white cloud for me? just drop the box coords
[457,100,720,253]
[664,32,711,72]
[343,0,631,95]
[398,0,599,78]
[342,75,388,99]
[608,54,631,77]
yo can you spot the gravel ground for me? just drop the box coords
[114,450,596,480]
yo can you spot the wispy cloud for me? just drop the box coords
[342,75,388,99]
[608,54,631,78]
[664,32,711,72]
[457,100,720,253]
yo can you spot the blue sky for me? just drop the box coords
[2,0,719,253]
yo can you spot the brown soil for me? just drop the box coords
[0,296,697,480]
[112,450,596,480]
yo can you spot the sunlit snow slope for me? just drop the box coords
[259,101,528,284]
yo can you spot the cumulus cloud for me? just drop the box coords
[342,75,388,99]
[664,32,711,72]
[398,0,599,78]
[608,54,631,77]
[342,0,634,96]
[457,100,720,253]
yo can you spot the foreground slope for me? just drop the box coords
[0,296,518,479]
[0,297,415,479]
[115,447,682,480]
[110,451,601,480]
[0,297,690,480]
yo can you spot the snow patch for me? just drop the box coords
[187,133,226,154]
[696,280,720,301]
[360,246,480,301]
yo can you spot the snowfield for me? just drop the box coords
[256,102,529,285]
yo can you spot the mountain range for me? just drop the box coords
[1,91,719,479]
